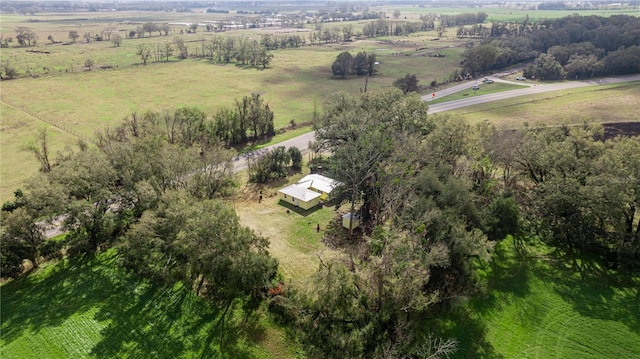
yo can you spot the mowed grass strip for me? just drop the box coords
[437,237,640,358]
[458,82,640,128]
[0,250,296,359]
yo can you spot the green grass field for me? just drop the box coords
[457,82,640,128]
[3,5,640,200]
[0,24,462,201]
[382,5,640,22]
[437,237,640,358]
[0,249,299,359]
[3,235,638,358]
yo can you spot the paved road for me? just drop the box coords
[43,74,640,239]
[420,66,529,101]
[427,74,640,114]
[233,131,317,172]
[234,74,640,172]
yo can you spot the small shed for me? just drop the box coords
[342,212,360,229]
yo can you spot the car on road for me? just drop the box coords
[515,76,526,81]
[482,78,494,84]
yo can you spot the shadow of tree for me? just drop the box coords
[428,239,535,358]
[541,252,640,334]
[1,251,270,358]
[1,253,126,345]
[483,239,534,302]
[430,304,505,359]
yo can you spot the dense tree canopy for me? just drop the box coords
[297,88,640,357]
[298,89,499,357]
[120,191,278,304]
[331,51,377,78]
[462,14,640,78]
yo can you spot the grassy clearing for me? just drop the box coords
[234,168,342,283]
[0,249,299,359]
[0,102,79,203]
[436,237,640,358]
[458,82,640,129]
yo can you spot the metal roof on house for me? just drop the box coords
[297,174,340,194]
[279,184,322,202]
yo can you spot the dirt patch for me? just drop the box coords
[603,122,640,140]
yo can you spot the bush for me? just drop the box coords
[288,146,302,171]
[39,238,65,260]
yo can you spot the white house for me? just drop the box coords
[295,174,340,200]
[278,174,341,210]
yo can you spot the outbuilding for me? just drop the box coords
[342,212,361,229]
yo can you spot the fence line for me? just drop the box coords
[1,98,95,144]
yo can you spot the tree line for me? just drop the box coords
[360,12,488,39]
[461,14,640,78]
[1,93,277,277]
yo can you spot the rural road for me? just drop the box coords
[44,74,640,238]
[426,73,640,113]
[235,73,640,172]
[233,131,317,172]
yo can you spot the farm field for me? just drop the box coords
[0,11,463,202]
[383,6,640,22]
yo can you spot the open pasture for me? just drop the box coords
[0,11,466,201]
[380,5,640,22]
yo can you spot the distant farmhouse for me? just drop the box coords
[278,174,340,210]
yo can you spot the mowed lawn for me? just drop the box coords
[0,249,298,359]
[439,237,640,358]
[3,231,639,358]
